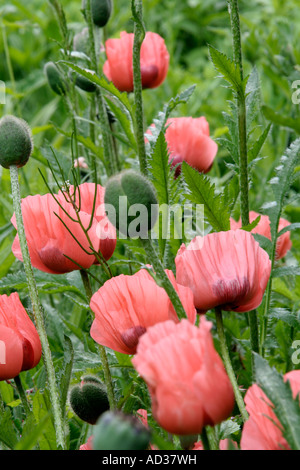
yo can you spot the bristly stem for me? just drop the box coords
[9,165,66,450]
[131,0,148,176]
[140,238,188,320]
[14,375,30,415]
[84,0,117,175]
[227,0,259,367]
[227,0,249,226]
[215,307,248,423]
[80,270,116,409]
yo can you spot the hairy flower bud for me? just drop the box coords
[73,27,90,55]
[83,0,112,28]
[92,410,151,450]
[44,62,66,96]
[69,376,110,425]
[104,170,158,238]
[0,115,33,169]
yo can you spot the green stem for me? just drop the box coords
[227,0,259,365]
[14,375,30,415]
[200,427,211,450]
[85,0,117,175]
[140,238,187,320]
[227,0,249,227]
[131,0,148,176]
[215,308,248,423]
[9,165,66,449]
[80,270,116,409]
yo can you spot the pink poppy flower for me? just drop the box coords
[193,439,238,450]
[240,370,300,450]
[79,436,93,451]
[175,230,271,313]
[66,183,117,261]
[103,31,169,92]
[132,318,234,435]
[11,193,99,274]
[90,268,196,355]
[0,293,42,381]
[165,117,218,176]
[230,211,292,260]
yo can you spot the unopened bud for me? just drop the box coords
[104,170,158,238]
[92,410,151,450]
[69,375,110,425]
[44,62,66,96]
[0,115,33,169]
[83,0,112,28]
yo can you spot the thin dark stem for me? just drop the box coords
[215,308,248,422]
[14,375,30,415]
[80,270,116,409]
[140,238,187,320]
[132,0,148,176]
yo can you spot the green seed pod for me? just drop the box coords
[44,62,66,96]
[70,68,97,93]
[92,411,151,450]
[104,170,158,238]
[69,376,110,425]
[83,0,112,28]
[0,115,33,169]
[73,27,90,55]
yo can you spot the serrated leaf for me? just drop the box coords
[262,106,300,133]
[254,353,300,450]
[60,62,134,120]
[269,308,299,328]
[0,408,18,449]
[248,123,272,162]
[208,45,244,94]
[182,162,230,232]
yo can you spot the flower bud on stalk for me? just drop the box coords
[92,410,151,450]
[0,116,33,169]
[69,375,110,425]
[44,62,67,96]
[82,0,112,28]
[104,170,158,238]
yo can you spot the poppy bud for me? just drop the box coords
[0,115,33,169]
[83,0,112,28]
[69,68,97,93]
[92,410,151,450]
[73,27,90,55]
[104,170,158,238]
[69,375,110,425]
[44,62,66,96]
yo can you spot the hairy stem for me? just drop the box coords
[215,308,248,422]
[227,0,259,365]
[14,375,30,415]
[10,165,66,449]
[132,0,148,176]
[140,238,187,320]
[80,270,116,409]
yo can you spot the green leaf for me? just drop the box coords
[60,62,134,120]
[254,353,300,450]
[32,391,57,450]
[15,413,51,450]
[262,106,300,134]
[0,408,18,449]
[182,162,230,232]
[248,123,272,162]
[269,308,299,328]
[208,45,244,94]
[104,97,137,151]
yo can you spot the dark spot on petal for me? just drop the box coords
[38,245,72,273]
[121,326,147,352]
[212,277,250,311]
[141,65,159,89]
